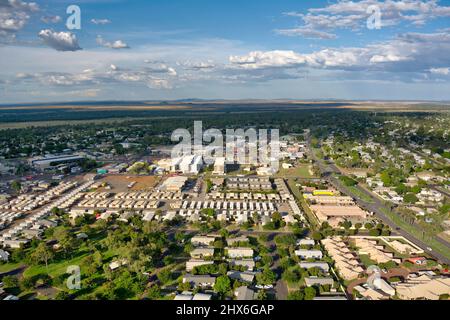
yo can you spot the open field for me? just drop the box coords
[97,175,161,192]
[276,164,316,179]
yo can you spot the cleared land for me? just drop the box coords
[97,175,161,192]
[276,164,316,179]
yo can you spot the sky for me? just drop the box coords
[1,0,450,103]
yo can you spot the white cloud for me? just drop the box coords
[147,79,171,89]
[38,29,82,51]
[144,61,177,76]
[96,35,129,49]
[229,50,309,69]
[230,29,450,77]
[91,18,111,25]
[369,54,406,63]
[0,0,39,40]
[279,0,450,39]
[41,15,61,24]
[178,60,216,70]
[429,67,449,75]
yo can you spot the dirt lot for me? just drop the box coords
[97,174,161,192]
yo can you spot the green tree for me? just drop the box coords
[55,291,70,300]
[20,277,35,290]
[157,269,172,284]
[282,268,301,284]
[256,267,277,285]
[256,290,268,300]
[311,231,323,241]
[218,263,228,275]
[214,275,231,295]
[304,287,317,300]
[11,180,21,193]
[288,290,304,300]
[31,243,54,270]
[404,193,419,204]
[147,285,162,300]
[364,222,373,229]
[2,275,19,288]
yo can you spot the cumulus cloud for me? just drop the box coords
[0,0,39,41]
[41,15,61,24]
[229,29,450,79]
[429,67,449,75]
[96,35,129,49]
[144,60,177,76]
[12,62,178,90]
[279,0,450,39]
[229,50,309,69]
[91,18,111,25]
[38,29,81,51]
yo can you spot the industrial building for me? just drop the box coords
[29,154,85,170]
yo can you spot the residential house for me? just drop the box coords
[235,286,256,300]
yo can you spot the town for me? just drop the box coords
[1,0,450,305]
[0,108,449,301]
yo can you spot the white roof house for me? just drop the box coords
[294,249,323,260]
[183,274,216,287]
[190,247,215,258]
[226,247,254,258]
[191,235,216,246]
[304,277,334,287]
[299,262,329,272]
[235,286,256,300]
[186,259,214,272]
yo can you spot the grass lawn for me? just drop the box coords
[346,185,375,203]
[297,165,315,178]
[277,164,316,179]
[23,252,90,279]
[359,254,377,268]
[0,262,23,274]
[286,179,319,228]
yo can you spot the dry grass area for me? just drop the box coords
[336,102,450,112]
[98,174,161,192]
[276,164,316,178]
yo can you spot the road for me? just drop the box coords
[236,231,290,299]
[306,134,450,265]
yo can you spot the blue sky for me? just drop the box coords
[1,0,450,103]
